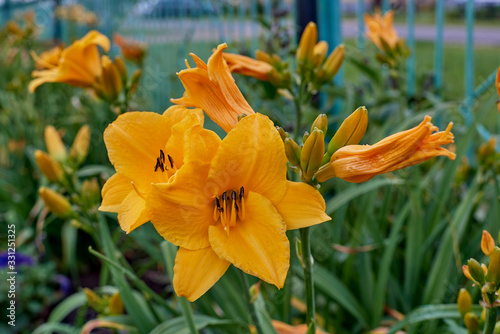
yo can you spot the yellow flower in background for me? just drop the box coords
[30,45,63,70]
[315,116,456,183]
[222,52,274,81]
[99,106,219,233]
[364,10,399,52]
[29,30,110,92]
[496,66,500,113]
[171,43,255,133]
[146,113,330,301]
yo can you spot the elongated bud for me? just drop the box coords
[467,258,485,285]
[325,106,368,161]
[96,56,123,102]
[249,282,261,304]
[70,125,90,164]
[114,56,127,81]
[109,292,124,315]
[486,248,500,287]
[35,150,63,183]
[44,126,67,161]
[276,126,289,142]
[457,289,472,318]
[296,22,318,67]
[316,44,345,84]
[300,128,325,181]
[39,187,73,218]
[464,312,479,332]
[463,265,473,281]
[482,230,496,256]
[130,69,142,93]
[285,137,301,168]
[81,178,100,204]
[311,114,328,133]
[303,131,310,143]
[312,41,328,67]
[255,50,272,64]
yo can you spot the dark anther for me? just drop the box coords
[221,192,227,201]
[239,186,244,200]
[159,149,165,163]
[167,155,174,169]
[234,201,239,212]
[231,190,236,200]
[154,157,164,172]
[215,197,221,209]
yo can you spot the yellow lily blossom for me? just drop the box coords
[222,52,274,82]
[171,43,255,133]
[315,116,455,183]
[29,30,110,92]
[31,45,63,70]
[146,113,330,301]
[496,66,500,113]
[99,106,219,233]
[364,10,399,52]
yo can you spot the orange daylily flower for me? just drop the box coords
[222,52,274,81]
[146,113,330,301]
[31,45,63,70]
[29,30,110,92]
[364,10,399,52]
[496,66,500,113]
[99,105,219,233]
[113,33,146,64]
[171,43,255,133]
[315,116,456,183]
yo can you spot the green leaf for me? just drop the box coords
[47,292,87,323]
[32,323,80,334]
[150,315,240,334]
[254,294,278,334]
[325,178,404,215]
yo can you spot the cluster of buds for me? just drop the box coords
[1,10,37,45]
[463,231,500,308]
[278,107,368,185]
[296,22,345,88]
[84,288,124,316]
[477,137,500,172]
[457,288,483,332]
[34,125,97,218]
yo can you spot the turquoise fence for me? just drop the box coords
[1,0,498,142]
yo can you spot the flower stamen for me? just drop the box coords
[214,187,246,234]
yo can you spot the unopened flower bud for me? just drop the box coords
[96,55,123,102]
[113,56,127,81]
[276,127,289,142]
[130,69,142,87]
[311,114,328,133]
[39,187,73,218]
[457,288,472,318]
[464,312,479,332]
[249,282,261,304]
[255,50,272,64]
[35,150,63,183]
[300,128,325,181]
[486,248,500,287]
[316,44,345,84]
[285,137,301,168]
[463,265,473,281]
[467,258,485,285]
[109,292,124,315]
[70,125,90,165]
[296,22,318,69]
[482,230,496,256]
[303,131,310,144]
[325,106,368,162]
[312,41,328,67]
[84,288,102,312]
[81,178,100,204]
[44,126,67,161]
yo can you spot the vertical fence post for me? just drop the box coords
[406,0,415,98]
[434,0,444,94]
[463,0,475,125]
[3,0,11,24]
[381,0,390,12]
[356,0,365,50]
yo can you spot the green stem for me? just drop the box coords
[239,271,263,334]
[299,227,316,332]
[483,307,498,334]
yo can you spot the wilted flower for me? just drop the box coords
[113,33,146,64]
[29,30,110,92]
[315,116,455,183]
[172,43,255,132]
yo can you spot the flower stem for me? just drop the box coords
[299,226,316,332]
[483,307,498,334]
[240,271,263,334]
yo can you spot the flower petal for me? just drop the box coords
[276,181,331,230]
[118,190,149,233]
[208,191,289,288]
[173,247,230,302]
[207,113,287,206]
[99,173,133,213]
[146,161,213,250]
[104,111,185,195]
[184,125,221,164]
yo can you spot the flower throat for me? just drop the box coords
[213,186,246,234]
